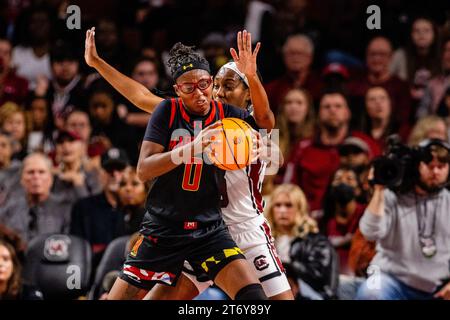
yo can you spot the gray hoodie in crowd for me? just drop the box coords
[360,188,450,293]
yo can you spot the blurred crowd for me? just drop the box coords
[1,0,450,300]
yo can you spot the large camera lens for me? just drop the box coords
[372,157,405,187]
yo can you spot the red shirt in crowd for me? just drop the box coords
[326,203,366,275]
[0,70,29,106]
[264,71,324,113]
[283,130,381,212]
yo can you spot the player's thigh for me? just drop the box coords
[213,258,260,299]
[235,228,292,299]
[145,273,199,300]
[108,277,148,300]
[118,234,186,292]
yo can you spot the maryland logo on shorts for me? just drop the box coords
[130,234,144,257]
[201,247,244,273]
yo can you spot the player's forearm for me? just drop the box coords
[91,57,161,113]
[247,74,275,130]
[137,144,195,181]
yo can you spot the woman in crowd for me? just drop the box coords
[0,238,42,300]
[266,183,337,299]
[277,88,316,160]
[116,167,147,235]
[361,86,408,151]
[0,102,29,160]
[390,17,441,103]
[320,166,366,276]
[408,115,449,146]
[26,95,54,153]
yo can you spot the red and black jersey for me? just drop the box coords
[141,98,254,238]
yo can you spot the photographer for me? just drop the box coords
[356,139,450,300]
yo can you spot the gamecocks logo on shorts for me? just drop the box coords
[254,255,269,271]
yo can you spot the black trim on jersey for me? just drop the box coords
[246,165,260,216]
[259,225,283,275]
[259,271,282,283]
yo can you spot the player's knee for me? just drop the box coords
[235,283,267,300]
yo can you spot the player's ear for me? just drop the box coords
[173,84,181,97]
[244,89,251,106]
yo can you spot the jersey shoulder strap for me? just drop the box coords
[169,98,177,129]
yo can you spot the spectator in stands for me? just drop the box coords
[11,6,53,89]
[390,17,440,94]
[282,91,380,214]
[116,167,147,235]
[65,109,105,164]
[42,41,86,130]
[321,166,366,275]
[200,32,228,76]
[88,87,139,165]
[277,88,316,160]
[437,87,450,138]
[0,238,43,300]
[94,19,126,70]
[52,129,102,202]
[117,57,159,129]
[0,38,28,106]
[26,95,53,154]
[356,141,450,299]
[347,36,411,127]
[266,183,337,299]
[408,115,448,146]
[0,152,72,243]
[361,86,408,151]
[70,148,129,267]
[271,88,316,193]
[264,34,323,112]
[417,37,450,118]
[338,136,371,202]
[130,57,160,92]
[0,132,22,207]
[0,102,29,160]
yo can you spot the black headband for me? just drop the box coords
[172,60,211,80]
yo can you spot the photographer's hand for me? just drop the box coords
[367,167,385,217]
[434,282,450,300]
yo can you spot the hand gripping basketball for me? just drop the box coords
[207,118,258,170]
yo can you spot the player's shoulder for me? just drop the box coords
[150,98,178,120]
[221,102,245,114]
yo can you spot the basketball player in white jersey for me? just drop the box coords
[85,27,293,300]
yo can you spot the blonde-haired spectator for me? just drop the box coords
[0,102,31,160]
[408,115,448,146]
[265,183,318,262]
[265,183,338,299]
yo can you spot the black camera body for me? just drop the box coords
[372,136,450,193]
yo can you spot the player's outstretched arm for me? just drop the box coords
[231,30,275,130]
[84,27,163,113]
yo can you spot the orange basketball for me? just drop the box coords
[209,118,254,170]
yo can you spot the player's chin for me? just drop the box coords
[193,99,210,114]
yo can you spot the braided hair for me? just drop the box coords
[167,43,210,80]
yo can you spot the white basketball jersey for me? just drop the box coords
[221,160,266,226]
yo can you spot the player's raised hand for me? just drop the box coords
[85,27,100,67]
[230,30,261,78]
